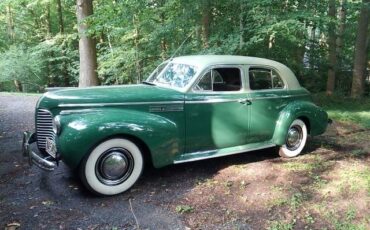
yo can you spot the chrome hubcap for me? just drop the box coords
[96,148,134,186]
[286,125,303,150]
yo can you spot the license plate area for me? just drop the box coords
[45,137,57,158]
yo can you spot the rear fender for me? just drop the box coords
[272,101,328,146]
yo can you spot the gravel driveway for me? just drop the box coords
[0,93,186,229]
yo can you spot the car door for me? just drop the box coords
[184,66,250,153]
[247,66,289,143]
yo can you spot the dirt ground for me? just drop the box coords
[0,93,369,230]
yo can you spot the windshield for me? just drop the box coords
[146,62,198,89]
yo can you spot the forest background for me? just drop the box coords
[0,0,369,98]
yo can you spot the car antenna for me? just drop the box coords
[170,31,195,60]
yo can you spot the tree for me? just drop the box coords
[351,0,370,98]
[201,0,212,48]
[76,0,98,87]
[326,0,337,96]
[56,0,64,34]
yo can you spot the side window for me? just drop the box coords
[195,68,242,92]
[249,68,285,90]
[197,71,212,90]
[272,70,284,89]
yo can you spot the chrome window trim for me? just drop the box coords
[247,65,288,91]
[58,101,184,108]
[189,65,246,94]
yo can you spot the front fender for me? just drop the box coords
[57,108,183,169]
[272,101,328,146]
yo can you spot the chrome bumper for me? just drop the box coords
[22,131,56,171]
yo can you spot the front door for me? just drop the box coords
[185,66,250,153]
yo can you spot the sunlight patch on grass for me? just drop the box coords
[330,208,367,230]
[279,155,329,173]
[313,94,370,128]
[319,162,369,197]
[328,111,370,128]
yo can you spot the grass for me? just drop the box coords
[175,205,194,214]
[268,220,295,230]
[313,93,370,128]
[281,155,328,172]
[331,208,367,230]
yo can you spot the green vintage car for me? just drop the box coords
[23,55,329,195]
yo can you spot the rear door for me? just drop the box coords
[247,66,289,143]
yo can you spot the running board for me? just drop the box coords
[173,142,276,164]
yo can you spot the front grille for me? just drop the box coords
[36,109,55,150]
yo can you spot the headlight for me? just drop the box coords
[52,115,61,134]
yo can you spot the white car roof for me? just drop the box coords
[170,55,301,89]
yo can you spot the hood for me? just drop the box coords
[38,84,184,109]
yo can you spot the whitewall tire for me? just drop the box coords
[279,119,307,158]
[80,138,143,196]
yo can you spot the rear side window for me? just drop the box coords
[195,67,242,92]
[249,68,285,90]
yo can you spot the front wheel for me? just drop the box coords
[80,138,143,196]
[279,119,308,158]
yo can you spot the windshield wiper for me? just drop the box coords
[142,81,156,86]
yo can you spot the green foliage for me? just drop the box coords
[0,46,45,91]
[313,93,370,128]
[268,219,295,230]
[333,208,367,230]
[0,0,368,93]
[175,205,194,214]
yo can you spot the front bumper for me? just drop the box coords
[22,131,56,171]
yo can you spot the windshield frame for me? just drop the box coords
[145,61,201,93]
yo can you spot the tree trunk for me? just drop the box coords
[76,0,98,87]
[159,12,167,60]
[14,80,23,92]
[6,5,15,42]
[56,0,69,86]
[133,14,141,84]
[56,0,64,34]
[7,4,21,91]
[201,0,211,48]
[46,3,52,37]
[239,3,245,50]
[336,0,347,64]
[326,0,337,96]
[351,0,370,98]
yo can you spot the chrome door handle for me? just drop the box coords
[238,98,252,105]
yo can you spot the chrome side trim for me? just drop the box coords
[149,104,184,112]
[249,94,309,101]
[60,109,102,115]
[58,101,184,108]
[185,98,239,104]
[184,94,309,104]
[173,143,276,164]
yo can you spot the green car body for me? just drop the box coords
[24,55,329,195]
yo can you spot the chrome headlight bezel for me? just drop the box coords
[52,115,61,135]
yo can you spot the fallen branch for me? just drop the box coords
[129,198,140,230]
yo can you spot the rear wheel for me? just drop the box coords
[279,119,307,158]
[80,138,143,195]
